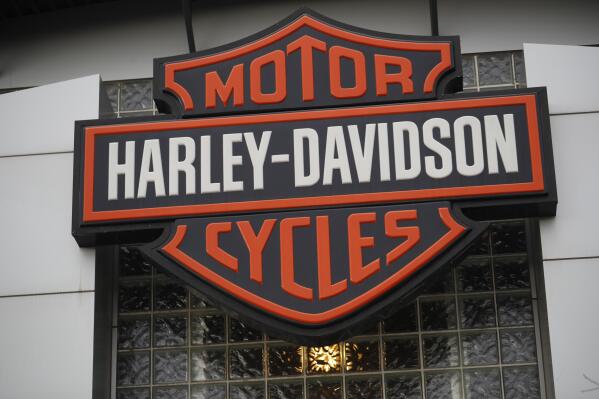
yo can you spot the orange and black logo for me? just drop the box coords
[72,9,556,344]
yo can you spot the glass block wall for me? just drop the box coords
[115,221,545,399]
[101,51,526,119]
[462,51,526,92]
[103,79,159,118]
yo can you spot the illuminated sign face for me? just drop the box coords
[72,9,556,344]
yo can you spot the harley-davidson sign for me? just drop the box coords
[72,9,556,344]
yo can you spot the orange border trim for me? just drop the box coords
[82,95,545,223]
[163,14,452,110]
[161,207,465,324]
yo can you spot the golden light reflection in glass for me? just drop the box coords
[308,344,341,373]
[344,342,361,371]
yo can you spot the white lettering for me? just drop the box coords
[454,116,485,177]
[423,118,452,179]
[107,141,135,200]
[168,137,196,196]
[137,139,166,198]
[244,131,271,190]
[323,126,352,185]
[484,114,519,174]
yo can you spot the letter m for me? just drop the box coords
[205,64,244,109]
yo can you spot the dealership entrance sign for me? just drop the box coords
[72,9,556,344]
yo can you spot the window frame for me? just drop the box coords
[91,219,556,399]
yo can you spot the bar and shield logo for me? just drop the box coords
[72,9,556,344]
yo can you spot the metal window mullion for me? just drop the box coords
[379,321,387,399]
[490,232,507,399]
[473,55,480,92]
[303,345,307,399]
[116,83,121,118]
[416,297,425,398]
[110,248,120,399]
[526,220,550,399]
[453,267,465,399]
[341,340,347,399]
[187,287,191,399]
[263,333,268,398]
[511,53,518,88]
[150,266,155,398]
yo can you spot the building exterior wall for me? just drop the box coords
[1,0,598,89]
[0,76,100,398]
[526,43,599,399]
[1,2,598,398]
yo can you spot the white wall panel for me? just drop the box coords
[543,258,599,399]
[0,153,95,297]
[439,0,599,53]
[0,75,100,157]
[0,292,94,399]
[539,112,599,260]
[525,43,599,114]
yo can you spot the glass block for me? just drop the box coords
[308,345,342,374]
[191,313,225,345]
[154,315,187,347]
[456,257,493,292]
[190,290,213,309]
[230,346,264,379]
[229,318,263,342]
[425,371,461,399]
[191,384,226,399]
[346,376,382,399]
[384,336,419,369]
[120,80,153,111]
[154,350,188,383]
[268,344,303,376]
[421,266,454,294]
[503,366,541,399]
[153,385,188,399]
[385,373,421,399]
[357,322,380,335]
[477,53,513,86]
[491,222,526,254]
[154,278,188,310]
[345,339,380,372]
[103,82,119,113]
[467,230,490,256]
[307,378,342,399]
[423,334,459,368]
[514,51,526,85]
[119,247,152,276]
[459,295,496,329]
[117,388,150,399]
[384,303,418,333]
[191,348,226,381]
[461,331,498,366]
[117,351,150,386]
[494,256,530,290]
[462,55,476,88]
[497,293,533,327]
[500,329,537,363]
[118,315,150,349]
[464,368,501,399]
[269,380,304,399]
[421,298,457,330]
[230,382,265,399]
[119,280,151,313]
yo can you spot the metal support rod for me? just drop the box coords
[182,0,196,53]
[429,0,439,36]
